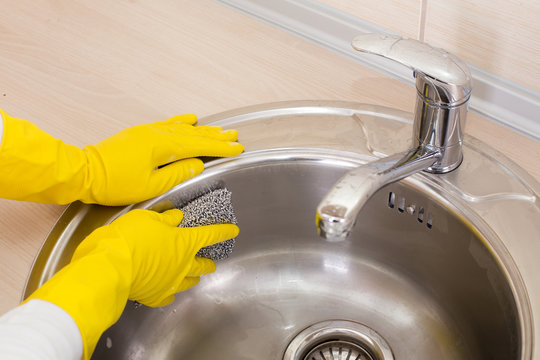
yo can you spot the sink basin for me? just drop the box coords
[93,149,522,360]
[23,101,539,359]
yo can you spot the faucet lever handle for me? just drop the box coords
[352,33,472,104]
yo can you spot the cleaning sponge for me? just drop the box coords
[177,188,238,261]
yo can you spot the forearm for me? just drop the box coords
[0,109,90,204]
[26,232,132,359]
[0,111,4,145]
[0,300,83,360]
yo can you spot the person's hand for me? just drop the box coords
[25,208,238,359]
[0,109,243,205]
[76,208,236,306]
[81,114,243,205]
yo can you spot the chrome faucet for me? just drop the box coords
[316,33,472,241]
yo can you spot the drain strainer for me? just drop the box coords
[303,340,374,360]
[283,320,393,360]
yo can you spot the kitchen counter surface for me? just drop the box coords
[1,0,539,319]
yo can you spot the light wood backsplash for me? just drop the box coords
[317,0,540,92]
[425,0,540,92]
[316,0,422,39]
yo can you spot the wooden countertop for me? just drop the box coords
[1,0,539,315]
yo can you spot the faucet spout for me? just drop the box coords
[316,147,441,241]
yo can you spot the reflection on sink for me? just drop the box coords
[85,149,521,359]
[23,102,537,360]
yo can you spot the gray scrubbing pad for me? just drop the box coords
[177,188,237,261]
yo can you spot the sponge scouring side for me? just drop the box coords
[177,188,238,261]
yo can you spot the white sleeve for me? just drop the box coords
[0,299,83,360]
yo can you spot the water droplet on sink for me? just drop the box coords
[106,337,113,349]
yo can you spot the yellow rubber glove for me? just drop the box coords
[0,109,243,205]
[25,208,238,359]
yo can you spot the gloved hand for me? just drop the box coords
[0,109,243,205]
[25,208,238,359]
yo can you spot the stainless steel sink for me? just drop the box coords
[23,101,539,359]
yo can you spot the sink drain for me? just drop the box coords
[283,320,393,360]
[303,340,374,360]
